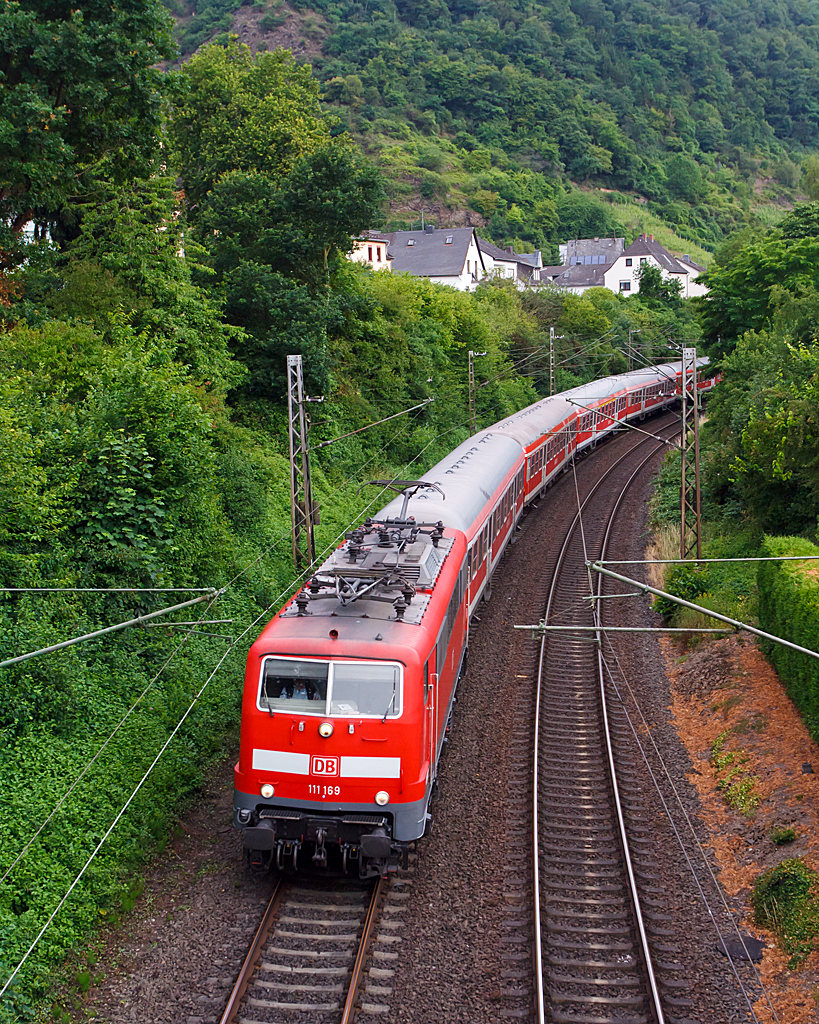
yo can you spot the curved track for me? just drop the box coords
[531,420,679,1024]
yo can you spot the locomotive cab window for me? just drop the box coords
[331,662,400,717]
[258,657,402,718]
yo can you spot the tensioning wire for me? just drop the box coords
[0,593,222,887]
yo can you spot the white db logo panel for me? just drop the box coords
[311,755,339,776]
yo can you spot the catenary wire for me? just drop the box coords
[0,593,222,887]
[0,415,465,994]
[0,403,433,884]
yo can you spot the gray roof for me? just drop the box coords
[476,236,518,262]
[562,237,625,263]
[623,237,688,274]
[676,254,706,272]
[375,431,522,539]
[357,230,392,243]
[476,237,542,280]
[387,228,482,277]
[541,263,608,289]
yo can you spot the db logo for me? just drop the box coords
[311,755,339,776]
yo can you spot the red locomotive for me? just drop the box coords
[233,359,719,877]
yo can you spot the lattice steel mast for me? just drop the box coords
[287,354,317,570]
[680,347,702,561]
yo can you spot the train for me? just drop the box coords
[232,357,719,877]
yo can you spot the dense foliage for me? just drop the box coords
[165,0,819,253]
[5,0,819,1008]
[702,332,819,535]
[0,0,175,246]
[758,536,819,742]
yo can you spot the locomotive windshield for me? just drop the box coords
[258,657,402,718]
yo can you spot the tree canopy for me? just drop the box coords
[168,43,332,210]
[0,0,174,240]
[698,204,819,356]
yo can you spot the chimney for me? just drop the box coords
[649,234,654,242]
[594,236,599,242]
[425,224,434,233]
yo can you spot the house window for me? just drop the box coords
[625,258,632,267]
[640,257,647,265]
[407,239,415,246]
[466,260,470,273]
[376,247,382,262]
[620,281,631,291]
[368,246,373,261]
[446,235,453,244]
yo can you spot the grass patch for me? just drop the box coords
[711,730,761,816]
[771,825,797,846]
[752,858,819,966]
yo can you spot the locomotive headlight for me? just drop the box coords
[260,783,274,798]
[318,721,334,738]
[375,790,390,806]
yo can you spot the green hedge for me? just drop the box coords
[758,535,819,740]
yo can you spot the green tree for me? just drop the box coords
[28,176,243,392]
[0,0,174,240]
[698,235,819,355]
[196,146,384,398]
[168,43,331,211]
[636,262,683,306]
[704,330,819,534]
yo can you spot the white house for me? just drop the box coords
[477,237,543,286]
[349,231,392,271]
[603,235,707,298]
[386,227,487,291]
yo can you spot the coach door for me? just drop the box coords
[423,657,437,786]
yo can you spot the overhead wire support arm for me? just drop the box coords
[564,398,683,450]
[0,592,221,669]
[312,398,434,450]
[588,562,819,664]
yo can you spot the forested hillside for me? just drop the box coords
[0,19,706,1016]
[168,0,819,254]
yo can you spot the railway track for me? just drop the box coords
[496,413,684,1024]
[219,877,384,1024]
[531,420,681,1024]
[219,413,743,1024]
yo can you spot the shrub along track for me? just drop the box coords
[67,415,770,1024]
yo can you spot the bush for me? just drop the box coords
[752,857,819,964]
[758,536,819,740]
